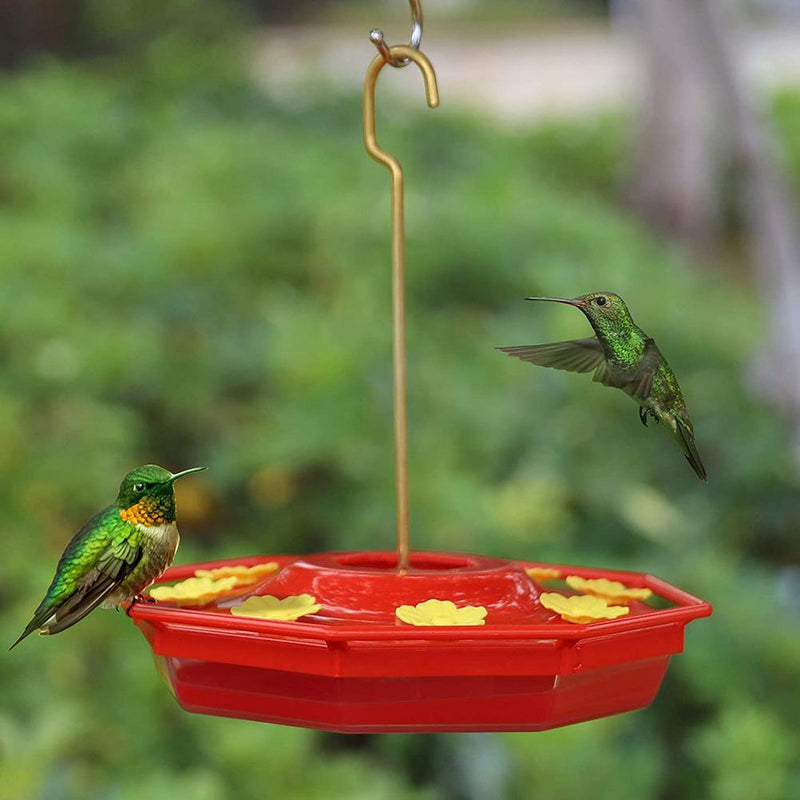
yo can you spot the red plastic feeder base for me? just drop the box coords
[129,551,711,733]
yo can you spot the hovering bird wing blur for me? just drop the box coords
[619,370,654,401]
[614,338,663,401]
[9,509,143,649]
[497,338,606,374]
[498,337,664,400]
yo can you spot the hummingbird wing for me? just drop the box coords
[610,367,654,401]
[497,338,606,373]
[44,537,143,635]
[500,338,662,403]
[620,339,662,400]
[592,339,659,399]
[10,508,143,649]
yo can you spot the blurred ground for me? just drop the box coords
[255,20,800,120]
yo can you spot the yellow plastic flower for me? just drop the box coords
[230,594,321,622]
[395,599,488,627]
[565,575,652,605]
[194,562,279,586]
[539,592,630,624]
[149,576,239,606]
[525,566,561,582]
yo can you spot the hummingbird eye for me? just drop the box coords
[595,296,607,307]
[133,482,145,493]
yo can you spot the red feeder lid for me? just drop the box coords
[129,551,711,733]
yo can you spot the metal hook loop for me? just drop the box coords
[370,0,423,68]
[363,45,439,167]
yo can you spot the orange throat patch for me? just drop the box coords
[120,499,168,527]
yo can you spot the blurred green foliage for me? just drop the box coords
[774,89,800,196]
[1,2,799,799]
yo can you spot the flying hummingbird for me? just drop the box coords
[10,464,206,649]
[498,292,706,481]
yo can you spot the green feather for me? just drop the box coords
[9,507,143,650]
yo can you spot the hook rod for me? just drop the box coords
[363,45,439,571]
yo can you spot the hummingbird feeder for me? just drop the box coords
[128,0,711,733]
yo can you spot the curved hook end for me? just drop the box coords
[363,45,439,171]
[390,45,440,109]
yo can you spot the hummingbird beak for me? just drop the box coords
[525,296,587,308]
[169,466,207,483]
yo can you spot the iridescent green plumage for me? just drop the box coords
[10,464,205,650]
[498,291,706,481]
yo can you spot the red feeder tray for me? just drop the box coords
[128,551,711,733]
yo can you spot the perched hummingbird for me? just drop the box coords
[10,464,206,649]
[498,292,706,481]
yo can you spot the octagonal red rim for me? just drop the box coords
[127,551,712,641]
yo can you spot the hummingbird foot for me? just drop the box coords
[639,407,659,427]
[131,593,157,605]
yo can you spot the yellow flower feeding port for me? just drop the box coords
[539,593,631,624]
[231,594,322,622]
[395,599,488,627]
[195,563,280,585]
[148,577,240,606]
[565,576,654,605]
[525,566,562,582]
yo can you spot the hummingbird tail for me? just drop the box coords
[676,418,707,482]
[9,601,56,650]
[42,579,121,636]
[9,622,38,651]
[10,573,122,650]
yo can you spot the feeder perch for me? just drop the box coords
[129,1,712,733]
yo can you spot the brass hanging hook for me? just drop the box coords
[370,0,423,68]
[363,45,439,571]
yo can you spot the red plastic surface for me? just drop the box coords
[129,551,712,732]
